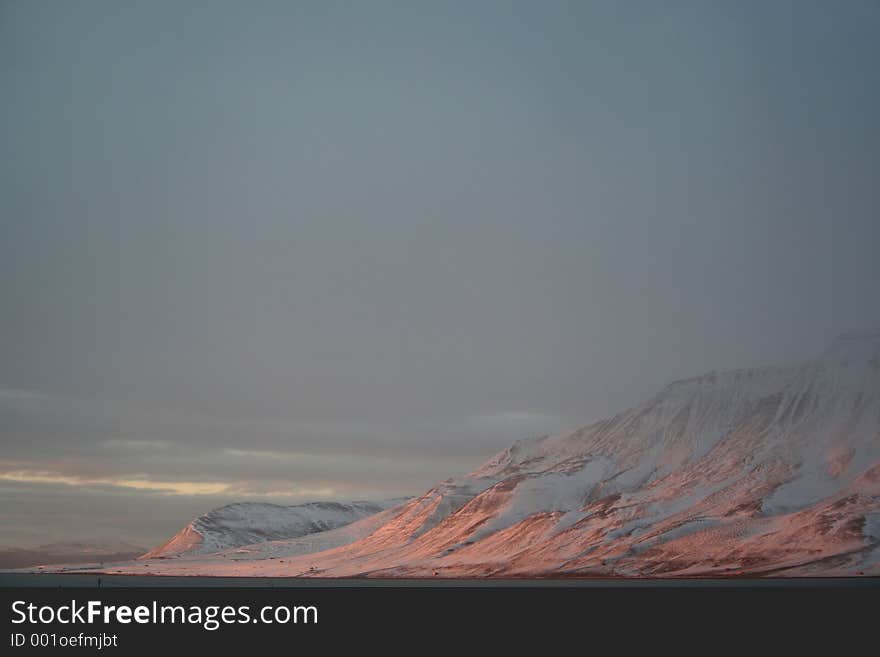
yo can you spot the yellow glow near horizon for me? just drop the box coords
[0,469,337,498]
[0,470,231,495]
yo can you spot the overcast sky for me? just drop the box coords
[2,0,879,549]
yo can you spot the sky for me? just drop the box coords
[1,0,879,549]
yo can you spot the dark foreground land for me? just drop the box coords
[2,572,878,587]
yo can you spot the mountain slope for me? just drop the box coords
[141,499,407,558]
[194,332,880,577]
[51,332,880,577]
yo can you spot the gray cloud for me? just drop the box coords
[1,0,879,548]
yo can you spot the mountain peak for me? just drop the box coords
[142,498,405,559]
[824,330,880,355]
[48,335,880,578]
[819,331,880,374]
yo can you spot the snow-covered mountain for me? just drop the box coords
[48,332,880,577]
[142,499,407,558]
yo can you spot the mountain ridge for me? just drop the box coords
[141,498,409,559]
[31,333,880,577]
